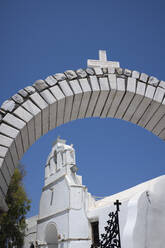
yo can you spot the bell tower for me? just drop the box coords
[36,138,92,248]
[44,137,77,187]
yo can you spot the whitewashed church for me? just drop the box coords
[24,137,165,248]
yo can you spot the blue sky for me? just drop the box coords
[1,0,165,217]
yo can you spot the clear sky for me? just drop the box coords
[1,0,165,218]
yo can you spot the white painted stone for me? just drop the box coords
[115,77,136,119]
[86,68,94,75]
[24,86,36,94]
[40,90,57,131]
[145,98,165,131]
[102,68,108,74]
[93,67,103,75]
[158,128,165,140]
[78,78,91,118]
[0,109,6,115]
[132,71,140,79]
[124,69,132,77]
[58,80,74,124]
[0,123,23,160]
[9,142,18,168]
[5,151,15,175]
[0,133,18,170]
[153,87,165,102]
[3,113,25,130]
[145,100,165,131]
[0,167,8,195]
[18,89,28,97]
[131,85,155,124]
[0,157,10,185]
[1,99,16,112]
[116,68,123,75]
[14,106,35,146]
[93,77,109,117]
[108,77,125,117]
[12,93,24,104]
[33,80,48,91]
[123,81,146,121]
[108,67,115,74]
[30,92,49,135]
[148,76,159,86]
[138,87,165,127]
[0,134,13,148]
[159,80,165,89]
[22,100,41,140]
[0,134,15,175]
[102,74,117,117]
[45,76,58,87]
[86,76,100,117]
[3,113,29,152]
[76,69,87,78]
[0,157,10,187]
[69,80,83,121]
[140,73,148,83]
[15,132,24,160]
[0,146,8,159]
[152,114,165,136]
[50,85,65,127]
[65,70,77,80]
[54,73,66,81]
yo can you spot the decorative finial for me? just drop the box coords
[53,136,66,146]
[87,50,120,68]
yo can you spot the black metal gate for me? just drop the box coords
[91,200,122,248]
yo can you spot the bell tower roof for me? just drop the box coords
[53,136,66,146]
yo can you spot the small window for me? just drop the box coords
[91,221,99,246]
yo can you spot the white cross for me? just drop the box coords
[87,50,120,68]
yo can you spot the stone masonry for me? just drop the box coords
[0,51,165,211]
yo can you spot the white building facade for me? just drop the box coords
[24,138,165,248]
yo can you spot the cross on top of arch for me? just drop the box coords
[87,50,120,68]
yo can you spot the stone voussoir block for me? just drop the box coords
[76,69,87,78]
[54,73,66,81]
[108,67,115,74]
[64,70,77,80]
[86,68,95,75]
[124,69,132,77]
[45,76,57,87]
[148,76,159,86]
[18,89,28,98]
[159,81,165,89]
[1,99,16,112]
[132,70,140,79]
[140,73,148,83]
[93,67,103,75]
[24,86,36,95]
[12,93,24,104]
[33,80,48,92]
[116,67,123,75]
[102,68,108,74]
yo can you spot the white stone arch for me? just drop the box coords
[45,222,58,248]
[0,66,165,211]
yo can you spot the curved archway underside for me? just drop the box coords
[0,66,165,210]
